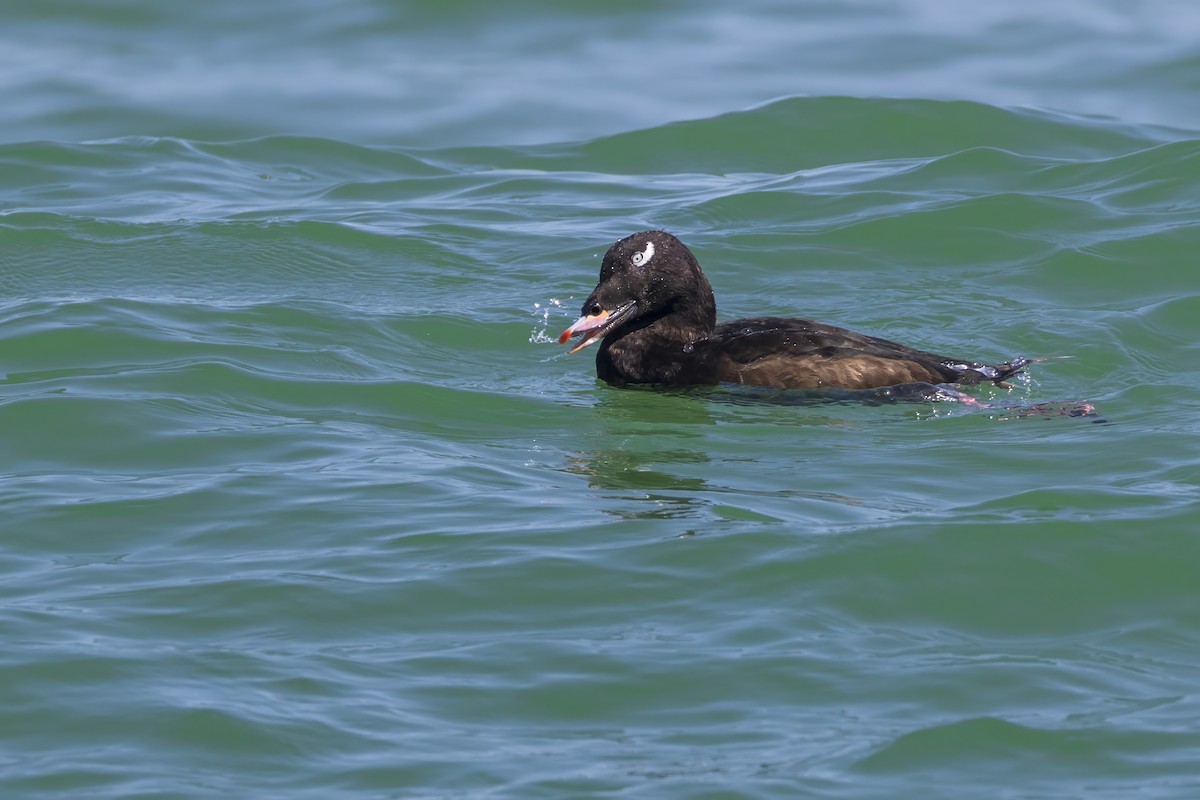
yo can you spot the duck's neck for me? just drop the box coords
[595,293,717,387]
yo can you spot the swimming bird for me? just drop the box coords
[559,230,1034,391]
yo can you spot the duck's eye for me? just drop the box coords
[630,241,655,266]
[589,303,603,316]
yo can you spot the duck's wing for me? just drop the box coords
[704,317,1022,390]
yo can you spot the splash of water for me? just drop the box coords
[529,297,567,344]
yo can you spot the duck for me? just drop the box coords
[559,230,1035,391]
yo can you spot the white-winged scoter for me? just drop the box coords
[559,230,1035,390]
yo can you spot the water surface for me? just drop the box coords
[3,2,1200,798]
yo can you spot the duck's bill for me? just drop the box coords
[558,303,634,354]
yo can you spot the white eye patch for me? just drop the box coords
[630,241,655,266]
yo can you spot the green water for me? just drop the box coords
[3,2,1200,798]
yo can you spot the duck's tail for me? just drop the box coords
[956,356,1070,387]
